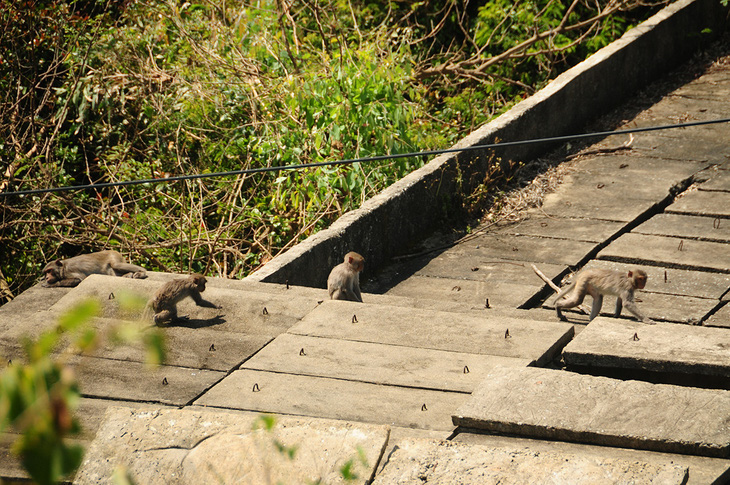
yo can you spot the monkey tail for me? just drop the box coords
[552,282,575,305]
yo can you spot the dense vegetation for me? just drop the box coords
[0,0,671,301]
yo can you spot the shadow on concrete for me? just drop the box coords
[164,315,227,329]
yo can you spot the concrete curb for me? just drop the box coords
[246,0,729,288]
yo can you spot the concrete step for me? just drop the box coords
[373,438,689,485]
[562,317,730,388]
[598,232,730,273]
[288,300,574,365]
[453,366,730,457]
[240,333,531,393]
[452,432,730,485]
[194,369,468,431]
[634,213,730,243]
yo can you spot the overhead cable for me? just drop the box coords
[2,117,729,198]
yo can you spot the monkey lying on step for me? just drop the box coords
[42,250,147,287]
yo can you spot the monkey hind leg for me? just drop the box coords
[589,294,604,322]
[555,290,586,321]
[154,309,176,325]
[331,288,353,301]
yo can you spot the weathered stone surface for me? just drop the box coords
[460,234,597,266]
[195,369,467,431]
[74,407,388,485]
[634,213,730,243]
[387,274,544,310]
[598,233,730,272]
[288,300,574,365]
[415,251,564,286]
[563,317,730,376]
[493,214,625,243]
[582,259,730,299]
[541,156,707,221]
[242,333,530,393]
[667,190,730,218]
[700,169,730,192]
[372,438,688,485]
[453,366,730,457]
[704,302,730,328]
[453,432,730,485]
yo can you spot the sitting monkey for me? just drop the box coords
[553,267,653,324]
[327,251,364,302]
[150,273,220,325]
[42,250,147,287]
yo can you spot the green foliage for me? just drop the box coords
[0,0,671,298]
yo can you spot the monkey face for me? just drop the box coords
[43,260,63,284]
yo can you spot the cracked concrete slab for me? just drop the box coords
[241,333,531,393]
[463,234,597,266]
[633,213,730,243]
[493,213,625,243]
[373,438,689,485]
[386,275,545,309]
[700,169,730,192]
[288,300,574,365]
[667,190,730,218]
[0,312,271,371]
[598,233,730,272]
[453,366,730,457]
[68,355,224,405]
[541,156,708,221]
[74,406,388,485]
[412,253,566,285]
[452,433,730,485]
[194,369,468,431]
[705,303,730,328]
[563,317,730,378]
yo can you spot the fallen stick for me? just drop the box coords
[531,263,588,315]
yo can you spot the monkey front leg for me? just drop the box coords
[622,299,655,324]
[43,278,83,288]
[614,298,623,318]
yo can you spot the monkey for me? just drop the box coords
[553,268,654,324]
[327,252,364,302]
[149,274,220,325]
[42,250,147,287]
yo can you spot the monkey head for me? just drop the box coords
[628,269,648,290]
[345,252,365,272]
[43,260,65,284]
[191,274,207,292]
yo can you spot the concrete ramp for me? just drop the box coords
[452,366,730,457]
[373,438,689,485]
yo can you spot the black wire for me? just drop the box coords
[2,117,729,198]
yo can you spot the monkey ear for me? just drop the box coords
[54,260,64,267]
[627,270,634,278]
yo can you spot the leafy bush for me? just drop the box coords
[0,0,671,299]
